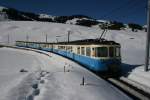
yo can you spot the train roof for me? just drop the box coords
[16,39,120,45]
[57,39,120,45]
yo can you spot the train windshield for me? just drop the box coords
[109,47,115,57]
[95,47,108,57]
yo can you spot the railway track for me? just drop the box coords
[106,78,150,100]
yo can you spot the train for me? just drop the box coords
[16,39,121,75]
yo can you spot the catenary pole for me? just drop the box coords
[68,30,71,43]
[7,34,9,45]
[26,34,29,42]
[46,34,47,43]
[145,0,150,71]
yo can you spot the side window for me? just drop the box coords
[109,47,115,57]
[66,46,68,51]
[49,44,52,48]
[77,47,80,54]
[58,46,61,49]
[115,47,120,57]
[70,46,73,52]
[95,47,108,57]
[46,44,49,48]
[92,48,95,57]
[86,47,91,57]
[81,47,85,55]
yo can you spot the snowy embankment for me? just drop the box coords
[0,21,149,92]
[0,47,131,100]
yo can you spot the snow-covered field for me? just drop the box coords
[0,47,131,100]
[0,21,149,98]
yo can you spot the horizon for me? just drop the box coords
[0,0,147,25]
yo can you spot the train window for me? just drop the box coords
[92,48,95,57]
[66,46,68,50]
[46,44,49,48]
[65,46,71,52]
[109,47,115,57]
[115,47,120,57]
[86,47,91,57]
[70,46,73,52]
[61,46,64,50]
[66,46,68,51]
[77,47,80,54]
[95,47,108,57]
[58,46,61,49]
[49,44,52,48]
[81,47,85,55]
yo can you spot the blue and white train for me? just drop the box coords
[16,39,121,75]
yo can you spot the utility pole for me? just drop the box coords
[7,34,9,45]
[56,35,61,43]
[56,38,58,43]
[46,34,47,43]
[26,34,29,42]
[26,34,29,47]
[145,0,150,71]
[68,30,71,43]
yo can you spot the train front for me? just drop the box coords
[91,43,121,75]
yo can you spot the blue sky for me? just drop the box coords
[0,0,147,25]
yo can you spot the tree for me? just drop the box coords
[128,23,143,31]
[76,19,99,27]
[108,21,125,30]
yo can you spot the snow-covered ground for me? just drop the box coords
[0,21,149,95]
[0,47,42,100]
[0,47,131,100]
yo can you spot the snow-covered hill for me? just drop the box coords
[0,6,100,26]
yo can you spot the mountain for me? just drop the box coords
[0,6,144,31]
[0,6,106,26]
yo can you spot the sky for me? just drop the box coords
[0,0,147,25]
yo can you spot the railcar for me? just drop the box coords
[16,39,121,74]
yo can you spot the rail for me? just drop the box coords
[107,78,150,100]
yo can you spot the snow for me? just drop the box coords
[143,25,147,28]
[66,18,79,25]
[121,65,150,91]
[0,47,41,100]
[0,47,131,100]
[39,14,55,19]
[97,19,108,23]
[0,21,149,97]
